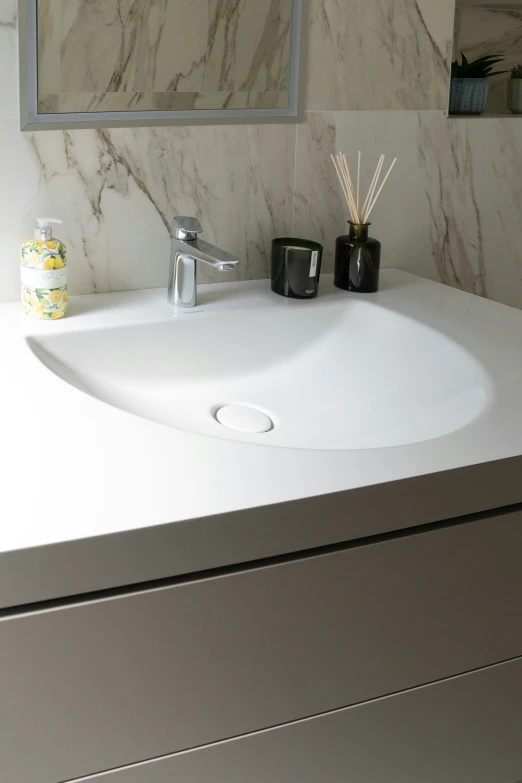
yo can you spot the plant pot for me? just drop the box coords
[449,77,489,115]
[508,79,522,114]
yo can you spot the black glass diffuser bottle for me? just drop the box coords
[334,222,381,293]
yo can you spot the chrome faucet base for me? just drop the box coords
[168,253,198,308]
[168,216,239,308]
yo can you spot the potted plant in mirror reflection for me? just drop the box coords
[330,152,397,294]
[508,65,522,115]
[449,53,507,116]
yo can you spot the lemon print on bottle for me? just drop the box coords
[20,218,68,320]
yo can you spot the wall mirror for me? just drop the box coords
[452,0,522,117]
[19,0,307,130]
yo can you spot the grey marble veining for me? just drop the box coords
[419,115,522,305]
[3,102,522,308]
[37,0,291,114]
[306,0,455,111]
[293,111,441,281]
[0,119,294,298]
[293,111,522,308]
[2,0,522,312]
[37,0,208,111]
[206,0,292,93]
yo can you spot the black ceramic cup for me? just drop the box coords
[271,238,323,299]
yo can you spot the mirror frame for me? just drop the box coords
[19,0,308,131]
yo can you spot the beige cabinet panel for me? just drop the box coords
[77,657,522,783]
[1,512,522,782]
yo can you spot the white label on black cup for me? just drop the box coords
[309,251,319,278]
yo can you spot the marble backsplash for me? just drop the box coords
[0,122,295,296]
[1,0,522,309]
[306,0,455,111]
[294,111,522,308]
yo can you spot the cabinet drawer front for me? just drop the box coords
[2,512,522,783]
[73,657,522,783]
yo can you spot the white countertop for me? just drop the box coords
[1,270,522,565]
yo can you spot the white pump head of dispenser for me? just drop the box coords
[35,218,62,242]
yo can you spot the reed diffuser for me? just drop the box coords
[331,151,397,293]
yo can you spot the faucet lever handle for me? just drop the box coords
[172,216,203,240]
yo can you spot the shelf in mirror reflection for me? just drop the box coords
[456,1,522,8]
[448,111,522,117]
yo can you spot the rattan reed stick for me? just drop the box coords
[331,151,397,227]
[364,158,398,222]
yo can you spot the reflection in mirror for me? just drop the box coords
[34,0,296,118]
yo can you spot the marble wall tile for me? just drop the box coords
[306,0,455,111]
[206,0,292,93]
[420,115,522,307]
[0,120,42,298]
[38,0,208,112]
[293,111,441,281]
[0,121,295,301]
[454,8,522,114]
[37,0,291,114]
[293,111,522,308]
[0,0,18,121]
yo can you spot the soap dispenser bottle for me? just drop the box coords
[21,218,67,319]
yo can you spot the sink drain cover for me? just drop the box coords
[216,405,272,434]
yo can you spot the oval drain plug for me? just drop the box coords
[216,405,273,434]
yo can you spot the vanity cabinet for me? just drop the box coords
[1,511,522,783]
[70,657,522,783]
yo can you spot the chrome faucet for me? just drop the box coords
[168,216,239,308]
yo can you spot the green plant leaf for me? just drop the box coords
[480,59,506,68]
[471,54,504,63]
[452,52,506,79]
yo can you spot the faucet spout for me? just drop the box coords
[167,216,239,309]
[188,236,239,270]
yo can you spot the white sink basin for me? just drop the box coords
[27,278,491,451]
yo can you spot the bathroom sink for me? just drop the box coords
[27,284,490,451]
